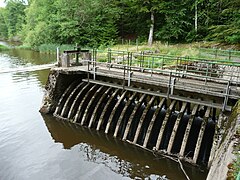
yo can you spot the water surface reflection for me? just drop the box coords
[43,115,207,180]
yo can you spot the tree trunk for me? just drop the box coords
[195,0,198,32]
[148,11,154,47]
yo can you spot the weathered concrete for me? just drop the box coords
[207,101,240,180]
[40,66,240,173]
[40,69,85,114]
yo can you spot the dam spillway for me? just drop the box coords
[40,49,240,169]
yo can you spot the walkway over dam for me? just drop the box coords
[41,49,240,169]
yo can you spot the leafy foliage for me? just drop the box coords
[0,0,239,48]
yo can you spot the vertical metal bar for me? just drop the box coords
[148,56,150,68]
[123,65,126,90]
[151,57,154,77]
[56,47,60,66]
[130,52,132,72]
[161,56,164,70]
[127,52,130,76]
[186,56,189,73]
[93,49,96,80]
[229,50,231,61]
[222,80,230,111]
[75,43,80,64]
[171,77,176,95]
[167,72,172,98]
[176,57,178,72]
[142,51,145,70]
[205,63,209,84]
[87,56,90,83]
[128,71,131,86]
[109,48,112,64]
[108,48,111,70]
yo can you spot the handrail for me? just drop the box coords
[60,48,240,111]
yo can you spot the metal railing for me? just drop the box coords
[60,48,240,111]
[199,48,240,61]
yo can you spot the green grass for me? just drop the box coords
[105,42,240,61]
[38,44,75,53]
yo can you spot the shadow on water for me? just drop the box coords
[42,114,208,180]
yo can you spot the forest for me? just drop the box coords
[0,0,239,49]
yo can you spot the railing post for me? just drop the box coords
[123,65,126,90]
[229,50,231,61]
[171,77,176,95]
[142,51,145,71]
[130,52,133,72]
[151,57,154,77]
[56,47,60,66]
[87,55,90,83]
[128,71,132,87]
[205,63,209,84]
[161,56,164,70]
[167,72,172,98]
[222,80,230,111]
[108,48,111,70]
[75,43,80,64]
[93,49,96,80]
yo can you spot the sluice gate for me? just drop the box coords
[40,49,240,168]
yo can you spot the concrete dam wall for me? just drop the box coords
[40,49,240,173]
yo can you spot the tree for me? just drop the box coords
[2,0,26,40]
[0,8,8,38]
[130,0,165,46]
[155,0,192,43]
[207,0,240,44]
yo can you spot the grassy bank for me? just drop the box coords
[107,42,240,61]
[15,41,240,62]
[38,44,75,53]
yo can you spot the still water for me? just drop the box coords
[0,45,208,180]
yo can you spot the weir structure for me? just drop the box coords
[40,49,240,169]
